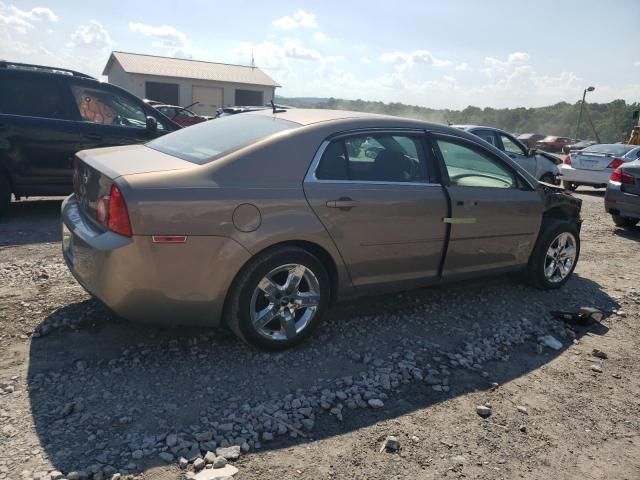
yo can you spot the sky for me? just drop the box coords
[1,0,639,110]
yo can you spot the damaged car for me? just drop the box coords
[61,109,582,350]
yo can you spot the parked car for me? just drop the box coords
[152,103,213,127]
[62,109,582,350]
[0,61,181,216]
[535,136,573,152]
[517,133,546,149]
[560,144,640,191]
[562,140,598,154]
[604,159,640,228]
[455,125,559,183]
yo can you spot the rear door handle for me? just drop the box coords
[456,200,479,207]
[326,197,357,209]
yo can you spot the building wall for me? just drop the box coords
[106,62,276,114]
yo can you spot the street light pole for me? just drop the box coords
[576,86,595,139]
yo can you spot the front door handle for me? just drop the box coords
[326,197,357,209]
[456,200,479,207]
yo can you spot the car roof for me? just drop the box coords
[248,108,403,126]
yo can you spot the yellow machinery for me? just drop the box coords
[629,110,640,145]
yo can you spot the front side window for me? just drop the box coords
[436,139,516,189]
[473,129,497,147]
[315,134,428,183]
[499,134,526,156]
[71,85,152,129]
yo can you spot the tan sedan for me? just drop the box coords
[62,109,582,350]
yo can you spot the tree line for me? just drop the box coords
[276,96,639,143]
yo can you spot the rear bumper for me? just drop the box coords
[559,165,610,186]
[61,195,251,326]
[605,184,640,220]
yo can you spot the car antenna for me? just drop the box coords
[270,100,286,114]
[271,99,276,114]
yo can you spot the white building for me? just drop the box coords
[103,51,280,116]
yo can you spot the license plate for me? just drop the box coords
[581,160,597,168]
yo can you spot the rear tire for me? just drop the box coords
[612,215,639,228]
[563,181,578,191]
[0,174,11,219]
[224,246,330,350]
[525,219,580,290]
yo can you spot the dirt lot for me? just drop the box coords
[1,190,639,480]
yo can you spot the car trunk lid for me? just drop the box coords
[74,144,196,222]
[571,151,618,171]
[620,162,640,195]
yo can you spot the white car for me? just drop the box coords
[560,144,640,191]
[455,125,560,183]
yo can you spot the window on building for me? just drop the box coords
[235,89,264,106]
[145,82,179,105]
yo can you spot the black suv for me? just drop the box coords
[0,62,181,216]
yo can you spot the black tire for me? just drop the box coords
[612,214,639,228]
[0,174,10,218]
[540,173,556,185]
[224,246,330,350]
[563,181,578,191]
[524,219,580,290]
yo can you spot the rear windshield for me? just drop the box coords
[146,114,299,164]
[582,144,634,156]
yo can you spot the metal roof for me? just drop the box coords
[103,51,280,88]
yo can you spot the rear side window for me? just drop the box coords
[0,73,70,120]
[147,114,298,164]
[315,134,428,183]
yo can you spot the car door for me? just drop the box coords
[496,131,538,177]
[68,81,173,150]
[431,134,543,278]
[303,131,448,290]
[0,70,83,195]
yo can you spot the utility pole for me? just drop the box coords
[575,86,595,139]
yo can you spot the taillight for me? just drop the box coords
[95,184,132,237]
[563,155,572,165]
[607,158,624,169]
[610,168,635,185]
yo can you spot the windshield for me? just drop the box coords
[146,114,299,164]
[582,144,635,156]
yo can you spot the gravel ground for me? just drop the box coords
[0,190,638,480]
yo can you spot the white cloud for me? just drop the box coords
[507,51,529,63]
[380,49,451,71]
[634,60,640,67]
[0,2,58,34]
[272,9,318,30]
[129,22,191,58]
[455,62,471,72]
[68,20,113,51]
[313,31,326,42]
[360,57,371,64]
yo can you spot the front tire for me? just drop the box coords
[224,246,330,350]
[525,220,580,290]
[563,181,578,191]
[612,215,639,228]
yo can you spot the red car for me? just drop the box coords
[535,136,573,153]
[153,104,213,127]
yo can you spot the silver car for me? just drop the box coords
[61,109,582,350]
[604,159,640,228]
[455,125,560,183]
[561,143,640,191]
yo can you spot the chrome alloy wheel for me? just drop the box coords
[544,232,577,283]
[250,264,321,341]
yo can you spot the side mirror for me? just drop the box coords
[527,148,537,156]
[146,116,158,134]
